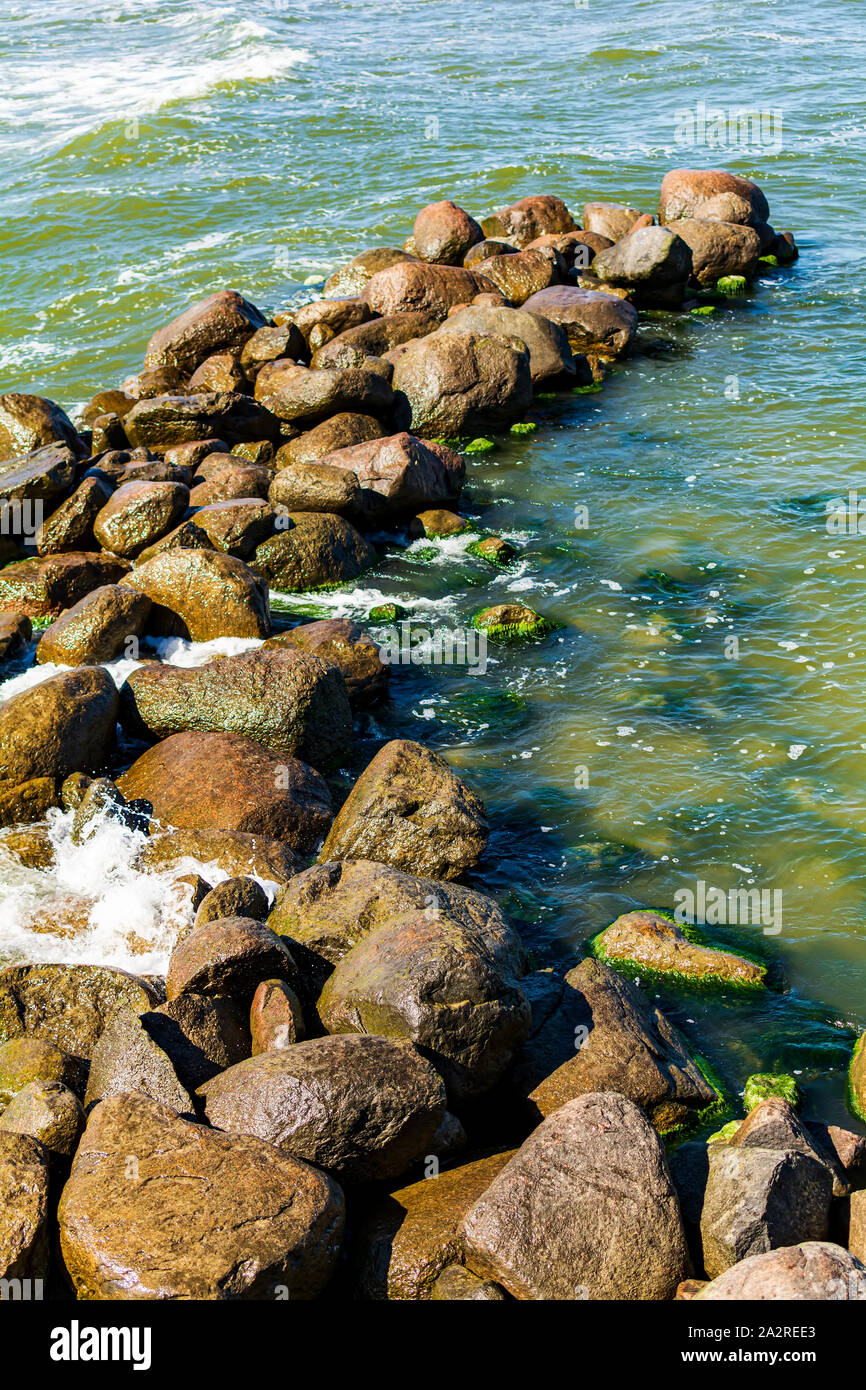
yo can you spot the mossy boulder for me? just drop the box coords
[744,1072,802,1112]
[471,602,551,641]
[849,1033,866,1122]
[591,909,767,991]
[35,585,152,666]
[0,964,159,1066]
[0,1037,76,1105]
[0,1081,84,1159]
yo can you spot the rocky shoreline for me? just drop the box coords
[1,167,864,1302]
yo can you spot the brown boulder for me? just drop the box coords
[311,311,439,370]
[592,225,693,306]
[116,730,332,851]
[323,248,415,298]
[434,304,575,385]
[250,979,305,1052]
[482,195,575,248]
[0,963,158,1064]
[695,1242,866,1301]
[83,1006,195,1115]
[143,290,267,376]
[35,585,151,666]
[0,667,118,785]
[361,261,492,321]
[0,395,82,463]
[138,827,302,884]
[240,322,307,377]
[200,1033,446,1183]
[252,512,376,591]
[659,168,770,228]
[316,433,463,516]
[0,1036,75,1104]
[274,411,382,467]
[187,463,272,506]
[58,1092,344,1300]
[390,332,532,437]
[0,1081,84,1159]
[195,877,269,929]
[413,201,483,265]
[320,739,488,881]
[124,392,280,451]
[522,284,638,356]
[582,202,643,241]
[264,618,388,707]
[666,218,761,285]
[269,460,365,520]
[0,445,77,522]
[120,549,270,641]
[473,247,562,305]
[0,1132,49,1281]
[0,551,131,619]
[167,916,298,1005]
[289,296,373,349]
[144,993,251,1091]
[254,362,393,427]
[187,351,248,394]
[189,499,275,558]
[0,611,32,662]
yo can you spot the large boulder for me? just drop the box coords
[83,1007,195,1115]
[361,262,493,321]
[269,461,365,520]
[35,585,152,666]
[413,201,483,265]
[0,1132,50,1281]
[119,647,353,772]
[472,247,562,305]
[143,290,267,376]
[166,917,298,1005]
[116,731,332,851]
[659,168,770,235]
[354,1150,514,1299]
[58,1092,344,1299]
[695,1243,866,1301]
[200,1034,446,1182]
[251,512,376,591]
[138,827,302,885]
[264,618,388,707]
[700,1142,833,1277]
[481,195,575,248]
[592,225,693,305]
[269,858,520,999]
[0,395,82,463]
[189,499,275,559]
[289,297,372,350]
[0,963,158,1065]
[322,248,415,298]
[582,202,643,242]
[311,312,439,370]
[124,392,280,451]
[320,740,488,881]
[593,909,766,988]
[0,667,119,785]
[390,332,532,437]
[274,411,382,466]
[521,285,638,357]
[434,305,575,385]
[0,552,131,618]
[92,480,189,558]
[513,958,719,1134]
[318,909,530,1102]
[460,1092,690,1299]
[316,433,464,517]
[666,218,762,285]
[0,444,77,518]
[120,549,270,641]
[254,363,393,427]
[35,476,112,554]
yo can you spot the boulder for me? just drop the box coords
[695,1242,866,1301]
[144,993,251,1092]
[391,332,532,437]
[0,963,158,1065]
[58,1092,344,1299]
[120,549,270,641]
[659,168,770,231]
[0,1132,49,1281]
[592,226,693,305]
[143,290,267,376]
[35,585,151,666]
[0,1036,75,1104]
[434,305,575,385]
[318,909,530,1102]
[460,1092,690,1299]
[254,362,393,427]
[274,412,382,466]
[201,1034,446,1182]
[0,776,59,827]
[0,395,82,463]
[0,1081,84,1159]
[116,731,332,851]
[0,667,118,785]
[136,517,215,562]
[264,618,388,707]
[290,297,373,349]
[700,1142,833,1277]
[361,262,493,321]
[593,909,766,988]
[269,858,518,999]
[0,551,131,619]
[482,195,575,248]
[240,322,307,378]
[666,218,761,285]
[323,248,415,298]
[521,285,638,357]
[166,916,298,1005]
[316,433,463,516]
[187,463,272,506]
[187,352,248,394]
[432,1265,506,1300]
[513,958,719,1133]
[464,238,517,267]
[252,512,376,591]
[472,247,561,305]
[582,202,643,241]
[92,480,189,557]
[250,979,305,1052]
[83,1007,195,1116]
[124,392,280,451]
[269,461,365,520]
[311,311,439,370]
[138,827,302,884]
[413,201,483,265]
[0,445,77,521]
[409,508,468,538]
[195,877,269,929]
[38,478,121,554]
[320,739,488,881]
[189,499,275,558]
[354,1150,514,1299]
[119,646,352,772]
[0,611,31,662]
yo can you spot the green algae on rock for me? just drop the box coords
[471,602,551,641]
[509,421,537,434]
[468,535,518,567]
[590,909,767,992]
[463,437,495,453]
[744,1072,802,1112]
[368,601,407,622]
[849,1033,866,1122]
[716,274,748,295]
[707,1119,742,1145]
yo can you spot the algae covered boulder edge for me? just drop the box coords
[591,908,767,991]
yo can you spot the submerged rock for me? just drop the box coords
[472,602,551,640]
[744,1072,802,1111]
[592,908,766,989]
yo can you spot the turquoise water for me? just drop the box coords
[2,0,866,1126]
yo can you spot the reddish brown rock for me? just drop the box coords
[0,551,131,619]
[322,248,415,299]
[143,290,268,376]
[481,195,575,248]
[0,396,83,463]
[264,618,387,707]
[120,549,270,641]
[316,432,463,516]
[250,978,305,1052]
[35,585,151,666]
[390,333,532,437]
[413,201,484,265]
[522,285,638,357]
[361,261,493,321]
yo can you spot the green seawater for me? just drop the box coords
[2,0,866,1127]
